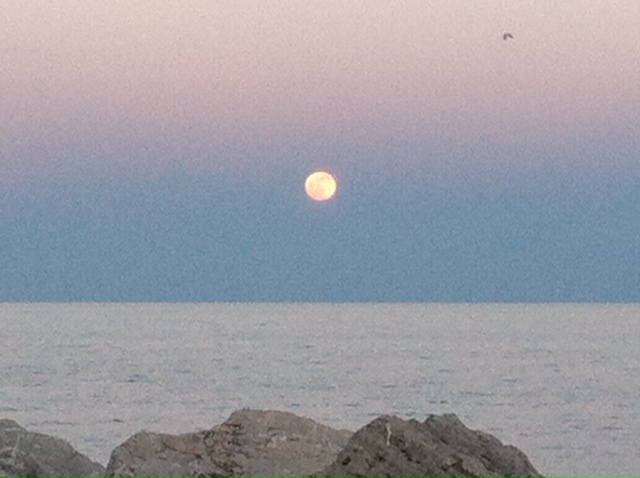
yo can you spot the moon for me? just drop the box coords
[305,171,337,201]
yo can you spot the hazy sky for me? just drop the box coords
[1,1,639,301]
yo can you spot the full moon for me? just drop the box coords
[305,171,337,201]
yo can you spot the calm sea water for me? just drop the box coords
[1,303,639,476]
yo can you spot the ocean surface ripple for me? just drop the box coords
[1,303,639,477]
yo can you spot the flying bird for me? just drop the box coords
[502,33,514,40]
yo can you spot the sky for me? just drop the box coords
[1,0,639,302]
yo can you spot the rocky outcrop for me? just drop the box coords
[105,409,352,477]
[0,418,105,478]
[317,413,542,477]
[2,410,544,477]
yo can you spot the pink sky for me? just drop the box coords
[2,1,639,187]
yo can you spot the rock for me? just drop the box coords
[316,413,543,477]
[105,409,352,477]
[2,411,544,477]
[0,418,105,477]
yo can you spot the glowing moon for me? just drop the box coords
[305,171,337,201]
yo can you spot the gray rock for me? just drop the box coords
[105,409,352,477]
[316,413,543,477]
[0,419,105,477]
[3,409,543,477]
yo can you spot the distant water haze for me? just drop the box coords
[2,303,639,477]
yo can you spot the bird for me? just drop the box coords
[502,32,514,40]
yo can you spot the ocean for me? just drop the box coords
[1,303,638,476]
